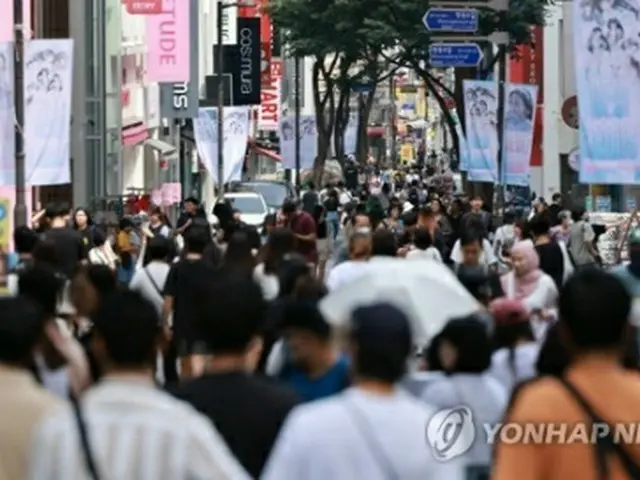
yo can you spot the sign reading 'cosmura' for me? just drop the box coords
[212,17,261,106]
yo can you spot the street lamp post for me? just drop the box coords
[216,0,226,197]
[294,56,301,194]
[13,0,27,227]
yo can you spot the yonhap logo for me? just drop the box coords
[426,406,475,461]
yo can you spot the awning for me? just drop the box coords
[144,138,177,158]
[252,145,281,162]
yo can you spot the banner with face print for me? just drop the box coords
[279,115,318,170]
[344,113,358,156]
[24,39,74,186]
[575,0,640,184]
[0,42,14,186]
[463,80,498,183]
[193,106,249,184]
[502,83,538,186]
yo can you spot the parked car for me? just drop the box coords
[229,180,295,211]
[222,192,269,228]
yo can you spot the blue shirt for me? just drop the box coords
[280,354,351,402]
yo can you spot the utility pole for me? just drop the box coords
[294,55,301,194]
[216,0,225,198]
[495,46,507,212]
[388,75,396,166]
[13,0,27,227]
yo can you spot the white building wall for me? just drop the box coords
[121,5,148,193]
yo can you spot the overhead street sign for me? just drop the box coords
[423,9,479,32]
[429,43,483,68]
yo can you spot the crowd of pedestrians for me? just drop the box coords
[1,165,640,479]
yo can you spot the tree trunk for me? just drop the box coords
[311,58,336,185]
[355,87,376,164]
[422,74,459,162]
[333,85,350,162]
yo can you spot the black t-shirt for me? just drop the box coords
[41,227,86,278]
[535,242,564,289]
[302,191,319,214]
[324,196,339,212]
[163,258,218,344]
[169,372,300,478]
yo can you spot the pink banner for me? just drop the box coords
[1,0,32,42]
[146,0,190,82]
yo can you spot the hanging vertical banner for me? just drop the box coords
[193,106,250,184]
[0,42,14,186]
[146,0,190,82]
[1,0,31,42]
[159,0,199,118]
[24,39,74,186]
[258,59,282,131]
[463,80,498,183]
[574,0,640,184]
[344,113,358,156]
[279,115,317,170]
[502,83,538,186]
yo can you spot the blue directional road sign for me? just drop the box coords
[429,43,483,68]
[423,9,479,32]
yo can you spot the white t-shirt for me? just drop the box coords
[253,263,280,300]
[406,247,442,263]
[129,262,171,317]
[422,373,508,467]
[488,343,540,393]
[263,388,464,480]
[450,238,497,266]
[326,261,370,291]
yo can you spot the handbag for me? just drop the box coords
[71,395,101,480]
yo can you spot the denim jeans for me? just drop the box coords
[327,211,340,241]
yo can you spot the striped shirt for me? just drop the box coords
[28,376,250,480]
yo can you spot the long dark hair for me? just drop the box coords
[263,228,295,275]
[493,323,535,378]
[221,231,255,276]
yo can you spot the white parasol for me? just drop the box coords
[319,258,481,345]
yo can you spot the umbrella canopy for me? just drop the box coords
[319,258,481,345]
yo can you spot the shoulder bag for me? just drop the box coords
[71,395,101,480]
[344,399,401,480]
[559,377,640,480]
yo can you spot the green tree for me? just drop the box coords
[270,0,398,176]
[368,0,548,160]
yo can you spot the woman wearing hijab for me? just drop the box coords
[488,298,539,394]
[500,240,558,340]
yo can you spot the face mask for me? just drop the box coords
[355,227,371,234]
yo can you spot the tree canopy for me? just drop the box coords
[269,0,549,170]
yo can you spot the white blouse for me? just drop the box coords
[502,271,559,340]
[488,343,540,393]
